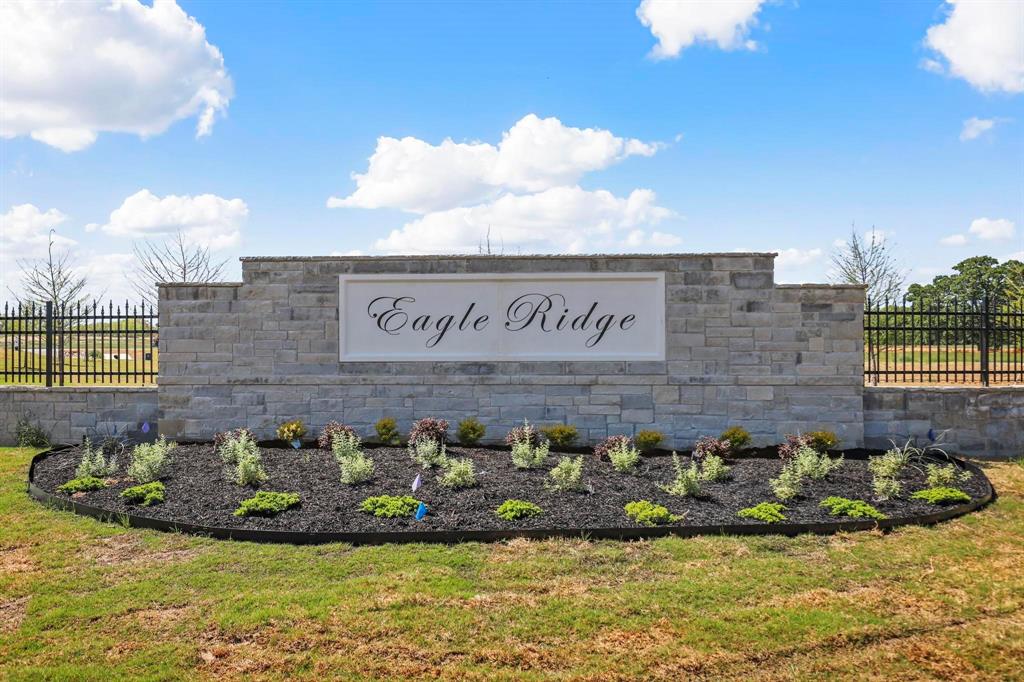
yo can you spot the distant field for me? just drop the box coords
[866,345,1024,385]
[0,347,158,385]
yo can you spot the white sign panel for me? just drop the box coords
[339,273,665,361]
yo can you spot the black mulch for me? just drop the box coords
[31,444,991,534]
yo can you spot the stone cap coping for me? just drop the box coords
[238,252,779,262]
[776,283,868,289]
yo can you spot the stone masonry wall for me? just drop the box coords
[864,386,1024,459]
[157,254,866,448]
[0,386,158,445]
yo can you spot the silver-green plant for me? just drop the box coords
[868,443,912,501]
[510,436,550,470]
[235,449,268,486]
[546,456,584,492]
[75,437,118,478]
[769,460,804,501]
[331,431,362,462]
[127,436,176,483]
[339,451,374,485]
[408,438,448,468]
[700,454,731,482]
[660,452,702,497]
[925,463,972,489]
[872,475,901,501]
[219,430,258,465]
[793,445,843,480]
[438,457,476,489]
[607,441,641,473]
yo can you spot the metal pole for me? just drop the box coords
[980,295,990,387]
[44,301,53,387]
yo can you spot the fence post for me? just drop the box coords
[44,300,53,387]
[979,295,990,387]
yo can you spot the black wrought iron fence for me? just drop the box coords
[865,297,1024,385]
[0,301,158,385]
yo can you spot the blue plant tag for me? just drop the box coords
[927,428,936,443]
[141,421,150,434]
[291,439,302,449]
[415,502,427,521]
[412,473,422,492]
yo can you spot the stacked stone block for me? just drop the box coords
[0,386,157,445]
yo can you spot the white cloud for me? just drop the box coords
[0,204,76,255]
[968,217,1015,241]
[775,248,824,269]
[959,117,996,141]
[76,253,138,303]
[939,233,969,246]
[329,114,659,213]
[924,0,1024,94]
[99,189,248,249]
[373,186,675,255]
[0,0,233,152]
[636,0,766,59]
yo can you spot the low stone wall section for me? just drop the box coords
[0,386,158,445]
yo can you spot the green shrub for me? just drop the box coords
[276,419,307,442]
[375,417,401,445]
[720,426,751,451]
[737,502,787,523]
[120,481,165,506]
[331,431,362,461]
[339,451,375,485]
[408,438,448,468]
[457,417,486,445]
[75,438,118,478]
[700,454,731,482]
[438,457,476,489]
[925,463,972,489]
[624,500,682,526]
[769,461,803,501]
[910,487,971,505]
[540,424,578,448]
[318,421,356,449]
[635,429,664,451]
[546,456,584,492]
[127,436,176,483]
[58,476,107,493]
[806,430,839,452]
[511,437,549,470]
[607,440,641,473]
[235,450,268,486]
[872,475,901,502]
[792,445,843,480]
[819,496,886,520]
[218,430,258,465]
[495,499,543,521]
[868,447,910,501]
[234,491,300,517]
[360,495,421,518]
[15,417,49,448]
[660,453,702,497]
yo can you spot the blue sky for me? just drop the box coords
[1,0,1021,300]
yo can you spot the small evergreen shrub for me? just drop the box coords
[75,438,118,478]
[120,481,165,506]
[594,434,632,460]
[910,487,971,505]
[624,500,682,526]
[408,417,449,446]
[234,491,300,517]
[331,431,363,462]
[339,451,375,485]
[540,424,578,448]
[660,452,702,497]
[737,502,787,523]
[692,436,731,463]
[409,439,448,468]
[925,463,972,489]
[769,461,804,501]
[457,417,486,445]
[546,456,584,492]
[375,417,401,445]
[720,426,751,451]
[819,496,886,520]
[218,430,259,465]
[495,499,543,521]
[510,434,549,470]
[438,458,476,489]
[127,436,176,483]
[792,445,844,480]
[318,421,356,449]
[360,495,421,518]
[700,454,731,482]
[276,419,307,442]
[505,419,540,447]
[607,440,641,473]
[58,476,107,494]
[806,430,839,452]
[213,427,255,449]
[15,417,49,448]
[635,429,664,451]
[235,450,268,486]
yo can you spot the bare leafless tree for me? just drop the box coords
[131,232,227,304]
[13,230,89,310]
[830,226,906,303]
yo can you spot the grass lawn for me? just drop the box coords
[2,447,1022,680]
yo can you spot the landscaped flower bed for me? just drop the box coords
[28,421,993,542]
